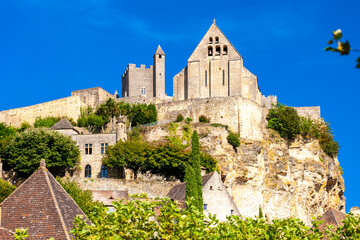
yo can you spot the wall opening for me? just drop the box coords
[85,165,91,178]
[215,36,219,43]
[215,46,221,56]
[223,45,228,55]
[209,37,213,44]
[100,165,108,178]
[208,46,213,56]
[222,70,225,85]
[205,70,207,86]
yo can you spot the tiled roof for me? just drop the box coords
[0,227,15,240]
[1,163,90,240]
[50,118,77,132]
[318,208,345,239]
[92,190,128,206]
[167,172,214,201]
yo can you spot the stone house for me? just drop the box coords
[51,118,127,179]
[167,171,240,221]
[0,160,90,240]
[92,190,129,212]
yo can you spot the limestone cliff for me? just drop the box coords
[142,123,345,225]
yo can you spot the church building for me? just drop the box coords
[173,21,263,105]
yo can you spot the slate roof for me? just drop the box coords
[154,45,165,55]
[318,208,345,239]
[1,162,90,240]
[92,190,129,206]
[167,172,214,201]
[50,118,78,133]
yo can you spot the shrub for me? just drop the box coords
[175,114,184,122]
[185,117,193,124]
[227,131,240,149]
[0,179,16,203]
[199,115,210,123]
[210,123,228,129]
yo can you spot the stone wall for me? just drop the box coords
[295,106,321,120]
[156,96,267,141]
[122,64,154,99]
[0,96,85,128]
[71,87,114,109]
[72,177,180,198]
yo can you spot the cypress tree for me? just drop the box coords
[185,130,203,211]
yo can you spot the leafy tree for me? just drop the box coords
[325,29,359,68]
[77,106,106,132]
[185,130,203,211]
[199,115,210,123]
[103,140,151,179]
[56,177,104,221]
[0,179,16,203]
[1,128,80,178]
[0,122,18,140]
[96,98,120,125]
[34,116,60,128]
[227,131,240,149]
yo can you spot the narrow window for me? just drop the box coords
[101,143,108,154]
[230,209,234,215]
[141,87,146,95]
[222,70,225,86]
[209,37,213,44]
[205,70,207,86]
[85,144,92,155]
[159,55,162,58]
[215,46,220,56]
[208,46,213,56]
[100,165,108,178]
[223,45,228,55]
[215,36,219,43]
[210,186,213,190]
[85,165,91,178]
[203,204,208,210]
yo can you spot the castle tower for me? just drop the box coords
[153,45,165,99]
[116,116,127,142]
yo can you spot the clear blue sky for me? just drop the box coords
[0,0,359,212]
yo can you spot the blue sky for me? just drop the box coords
[0,0,359,212]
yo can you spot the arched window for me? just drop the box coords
[100,165,108,178]
[215,46,221,56]
[208,46,213,56]
[85,165,91,178]
[215,36,219,44]
[209,37,213,44]
[223,45,228,55]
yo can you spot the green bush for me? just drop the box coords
[210,123,228,129]
[175,114,184,122]
[199,115,210,123]
[185,117,193,124]
[227,131,240,149]
[0,179,16,203]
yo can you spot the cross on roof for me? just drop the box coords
[213,18,216,24]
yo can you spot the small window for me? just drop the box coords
[223,45,228,55]
[101,143,108,154]
[215,36,219,43]
[100,165,108,178]
[205,70,207,86]
[215,46,220,56]
[208,46,213,56]
[231,209,234,215]
[209,37,213,44]
[222,70,225,86]
[159,55,162,58]
[141,87,146,95]
[203,204,208,210]
[210,186,213,190]
[85,144,92,155]
[85,165,91,178]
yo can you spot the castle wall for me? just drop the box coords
[122,64,154,99]
[295,106,321,120]
[156,96,266,141]
[71,87,114,109]
[0,96,85,128]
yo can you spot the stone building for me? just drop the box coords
[51,117,127,179]
[0,160,90,240]
[173,21,264,105]
[121,45,166,100]
[167,171,240,221]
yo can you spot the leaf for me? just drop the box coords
[337,40,351,55]
[333,29,342,40]
[328,40,333,44]
[356,57,360,68]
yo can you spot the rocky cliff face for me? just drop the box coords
[143,123,345,225]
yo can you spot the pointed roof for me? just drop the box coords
[154,45,165,56]
[50,118,78,133]
[1,161,90,240]
[318,208,345,239]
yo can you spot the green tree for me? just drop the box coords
[0,179,16,203]
[34,116,60,128]
[185,130,203,211]
[1,128,80,178]
[227,131,240,150]
[96,98,120,126]
[77,106,106,132]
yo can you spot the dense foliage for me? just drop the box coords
[103,139,217,181]
[69,196,360,240]
[199,115,210,123]
[175,114,184,122]
[0,178,16,203]
[34,116,76,128]
[267,103,339,157]
[57,177,104,222]
[184,130,203,211]
[227,131,240,149]
[77,106,107,132]
[1,128,80,177]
